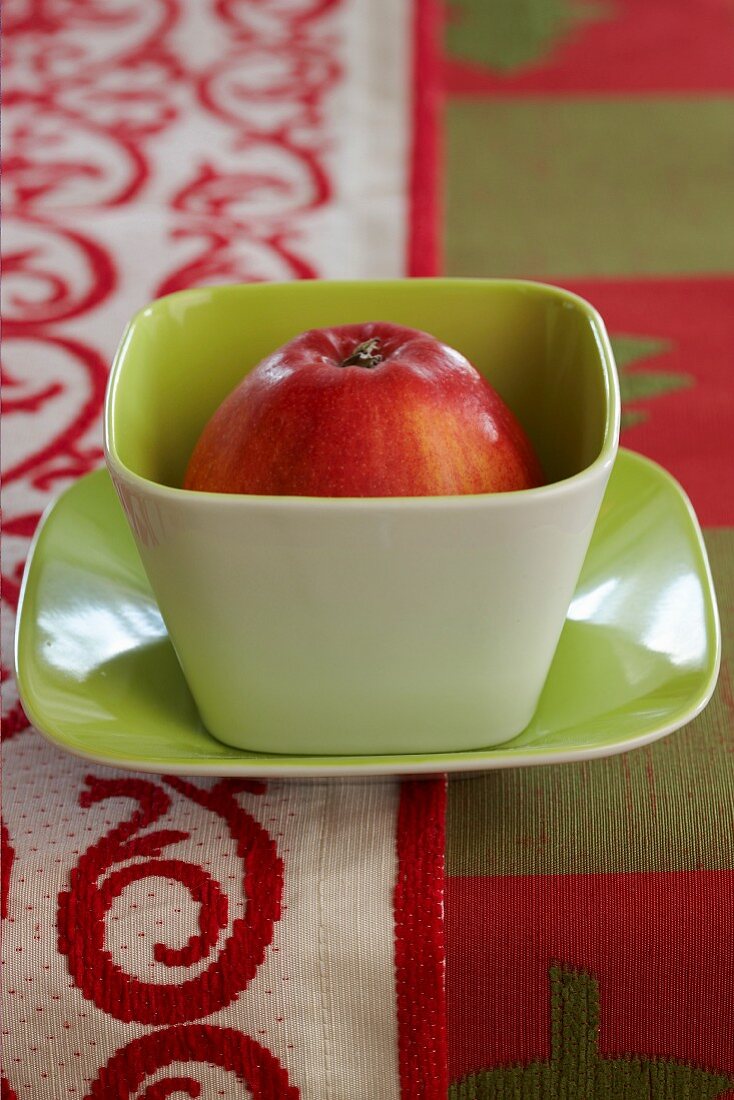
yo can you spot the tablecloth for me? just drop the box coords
[2,0,734,1096]
[442,0,734,1090]
[3,3,445,1096]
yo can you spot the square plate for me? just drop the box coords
[15,449,720,777]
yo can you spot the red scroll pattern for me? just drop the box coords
[84,1025,299,1099]
[2,0,348,679]
[2,332,108,489]
[57,776,283,1024]
[2,218,116,328]
[1,1,401,1094]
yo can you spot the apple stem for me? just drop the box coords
[339,338,383,369]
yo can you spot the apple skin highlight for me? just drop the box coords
[183,321,545,498]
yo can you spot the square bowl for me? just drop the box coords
[105,278,620,756]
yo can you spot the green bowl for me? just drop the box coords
[105,278,620,755]
[108,278,618,492]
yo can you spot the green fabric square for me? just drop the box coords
[446,98,734,278]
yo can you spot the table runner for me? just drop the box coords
[3,1,734,1097]
[442,0,734,1091]
[1,2,447,1096]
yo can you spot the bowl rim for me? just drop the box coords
[104,277,621,511]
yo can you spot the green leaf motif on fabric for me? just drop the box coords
[445,0,612,72]
[611,334,694,431]
[450,967,734,1098]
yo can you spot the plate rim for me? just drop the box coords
[14,448,721,777]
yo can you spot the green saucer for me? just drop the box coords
[15,450,720,777]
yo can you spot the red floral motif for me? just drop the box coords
[3,101,150,210]
[197,45,341,129]
[52,58,180,136]
[156,227,319,296]
[162,0,337,294]
[1,332,107,489]
[159,140,332,292]
[216,0,341,34]
[2,371,64,417]
[2,217,116,327]
[0,0,434,1092]
[58,775,283,1023]
[170,149,331,221]
[84,1025,298,1098]
[5,0,180,80]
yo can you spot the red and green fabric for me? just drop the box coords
[2,0,733,1095]
[442,0,734,1090]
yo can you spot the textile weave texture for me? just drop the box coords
[3,0,734,1095]
[1,2,446,1097]
[442,0,734,1091]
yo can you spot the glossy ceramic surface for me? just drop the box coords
[15,451,719,776]
[104,279,619,754]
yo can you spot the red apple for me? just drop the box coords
[183,321,544,496]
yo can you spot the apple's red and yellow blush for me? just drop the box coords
[184,322,544,497]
